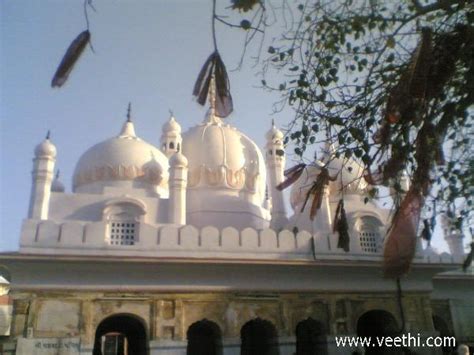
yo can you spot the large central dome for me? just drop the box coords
[182,113,269,229]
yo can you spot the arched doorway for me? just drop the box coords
[93,314,148,355]
[296,318,327,355]
[357,310,401,355]
[433,315,454,355]
[187,319,223,355]
[241,318,279,355]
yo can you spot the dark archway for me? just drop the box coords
[296,318,328,355]
[241,317,279,355]
[187,319,223,355]
[357,310,401,355]
[433,315,454,355]
[93,314,148,355]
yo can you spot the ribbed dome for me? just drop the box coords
[182,118,265,194]
[289,145,367,211]
[35,138,56,158]
[73,121,169,194]
[265,123,284,141]
[181,113,269,229]
[162,115,181,133]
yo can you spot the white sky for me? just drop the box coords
[0,0,454,253]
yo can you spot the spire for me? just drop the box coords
[126,102,132,122]
[119,102,137,138]
[56,170,60,179]
[205,74,222,124]
[265,119,284,141]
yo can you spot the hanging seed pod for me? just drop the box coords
[193,51,233,118]
[420,219,432,242]
[300,168,336,220]
[334,199,350,252]
[383,188,424,278]
[363,169,384,186]
[276,163,306,191]
[51,30,90,88]
[383,28,432,126]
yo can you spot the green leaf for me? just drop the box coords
[386,36,395,48]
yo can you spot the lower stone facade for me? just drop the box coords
[3,290,441,354]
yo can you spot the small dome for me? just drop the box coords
[289,162,323,211]
[162,115,181,134]
[170,152,188,167]
[289,146,367,211]
[265,123,284,141]
[73,120,169,194]
[51,171,65,192]
[318,144,367,195]
[35,138,57,158]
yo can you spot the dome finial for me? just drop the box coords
[119,103,137,138]
[56,169,60,179]
[209,74,216,115]
[46,130,51,140]
[126,102,132,122]
[205,74,222,124]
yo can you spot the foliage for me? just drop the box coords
[229,0,473,235]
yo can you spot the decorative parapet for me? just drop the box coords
[18,219,463,264]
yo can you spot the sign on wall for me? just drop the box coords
[16,338,80,355]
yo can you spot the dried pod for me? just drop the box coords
[334,199,350,252]
[51,30,90,88]
[383,188,424,278]
[276,163,306,191]
[193,51,233,118]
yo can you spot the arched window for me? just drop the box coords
[296,318,327,355]
[103,198,146,246]
[357,216,383,253]
[93,314,148,355]
[187,319,222,355]
[241,318,279,355]
[357,310,399,355]
[169,142,175,150]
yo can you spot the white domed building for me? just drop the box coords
[0,103,472,355]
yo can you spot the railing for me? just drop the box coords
[19,219,463,264]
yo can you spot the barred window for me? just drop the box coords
[360,230,378,253]
[358,216,382,253]
[109,221,136,246]
[103,198,146,247]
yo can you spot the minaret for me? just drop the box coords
[161,111,182,158]
[441,215,465,258]
[169,151,188,225]
[265,120,288,229]
[28,131,56,220]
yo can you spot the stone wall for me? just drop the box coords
[6,290,436,355]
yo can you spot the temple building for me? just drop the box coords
[0,101,472,355]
